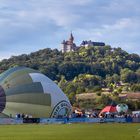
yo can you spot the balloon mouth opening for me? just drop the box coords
[0,86,6,113]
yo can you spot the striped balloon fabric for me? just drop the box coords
[0,67,71,118]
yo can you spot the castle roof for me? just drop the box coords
[69,33,74,41]
[62,33,75,45]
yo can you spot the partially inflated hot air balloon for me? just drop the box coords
[116,104,128,113]
[0,67,71,118]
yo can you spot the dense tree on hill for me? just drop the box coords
[0,46,140,107]
[0,46,139,83]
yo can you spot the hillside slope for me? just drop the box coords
[0,46,140,109]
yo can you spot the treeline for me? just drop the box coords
[0,45,140,102]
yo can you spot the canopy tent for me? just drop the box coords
[99,106,117,117]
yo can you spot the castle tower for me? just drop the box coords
[61,40,66,53]
[61,33,77,53]
[69,33,74,43]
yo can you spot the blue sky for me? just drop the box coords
[0,0,140,60]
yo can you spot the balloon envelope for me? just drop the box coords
[116,104,128,113]
[0,67,72,118]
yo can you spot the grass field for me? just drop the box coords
[0,123,140,140]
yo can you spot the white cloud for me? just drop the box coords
[0,0,140,59]
[103,18,133,30]
[67,0,93,5]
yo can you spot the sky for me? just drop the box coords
[0,0,140,60]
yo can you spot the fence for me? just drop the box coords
[0,117,140,124]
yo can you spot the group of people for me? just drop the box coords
[70,109,140,119]
[15,113,33,119]
[70,110,99,118]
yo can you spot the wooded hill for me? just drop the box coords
[0,45,140,109]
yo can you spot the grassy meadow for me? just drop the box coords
[0,123,140,140]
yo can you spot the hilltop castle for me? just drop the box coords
[61,33,77,53]
[61,33,105,53]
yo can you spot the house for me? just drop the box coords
[80,40,105,48]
